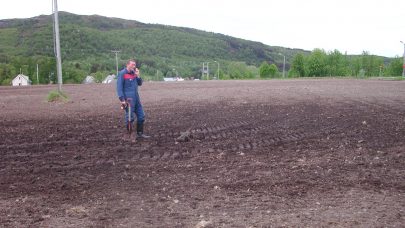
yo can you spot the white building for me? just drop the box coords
[163,77,184,82]
[12,74,31,86]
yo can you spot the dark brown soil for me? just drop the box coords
[0,79,404,227]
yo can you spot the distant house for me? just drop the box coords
[12,74,32,86]
[163,77,184,82]
[82,75,96,84]
[163,77,175,82]
[102,74,116,84]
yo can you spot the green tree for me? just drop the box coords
[94,72,104,83]
[259,61,271,78]
[291,53,306,77]
[227,62,256,79]
[268,64,279,78]
[307,49,327,77]
[327,49,348,76]
[349,56,362,76]
[360,51,384,76]
[385,57,403,76]
[0,63,16,85]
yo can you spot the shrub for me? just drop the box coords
[47,90,69,102]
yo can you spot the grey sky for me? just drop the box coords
[1,0,404,57]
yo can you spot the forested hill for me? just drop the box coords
[0,12,308,84]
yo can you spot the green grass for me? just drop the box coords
[47,90,69,102]
[260,76,405,80]
[368,76,404,81]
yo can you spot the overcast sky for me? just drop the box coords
[1,0,404,57]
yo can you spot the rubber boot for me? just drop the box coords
[137,122,151,139]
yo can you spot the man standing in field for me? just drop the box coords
[117,59,150,141]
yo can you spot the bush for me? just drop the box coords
[259,62,271,78]
[47,90,69,102]
[1,78,12,86]
[268,64,279,78]
[358,69,366,78]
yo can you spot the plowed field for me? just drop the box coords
[1,79,404,227]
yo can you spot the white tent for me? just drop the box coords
[102,74,116,84]
[12,74,31,86]
[82,75,96,84]
[163,77,176,82]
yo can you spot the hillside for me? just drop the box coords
[0,12,308,84]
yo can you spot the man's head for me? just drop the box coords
[126,59,136,71]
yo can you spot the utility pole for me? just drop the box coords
[283,55,286,78]
[401,41,405,77]
[202,62,204,79]
[379,65,383,77]
[202,62,210,80]
[36,64,39,85]
[278,53,286,78]
[207,62,210,80]
[53,0,63,92]
[111,50,121,76]
[214,61,220,80]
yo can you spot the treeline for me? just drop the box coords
[259,49,403,78]
[0,13,402,85]
[0,12,300,84]
[1,49,402,85]
[0,54,260,85]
